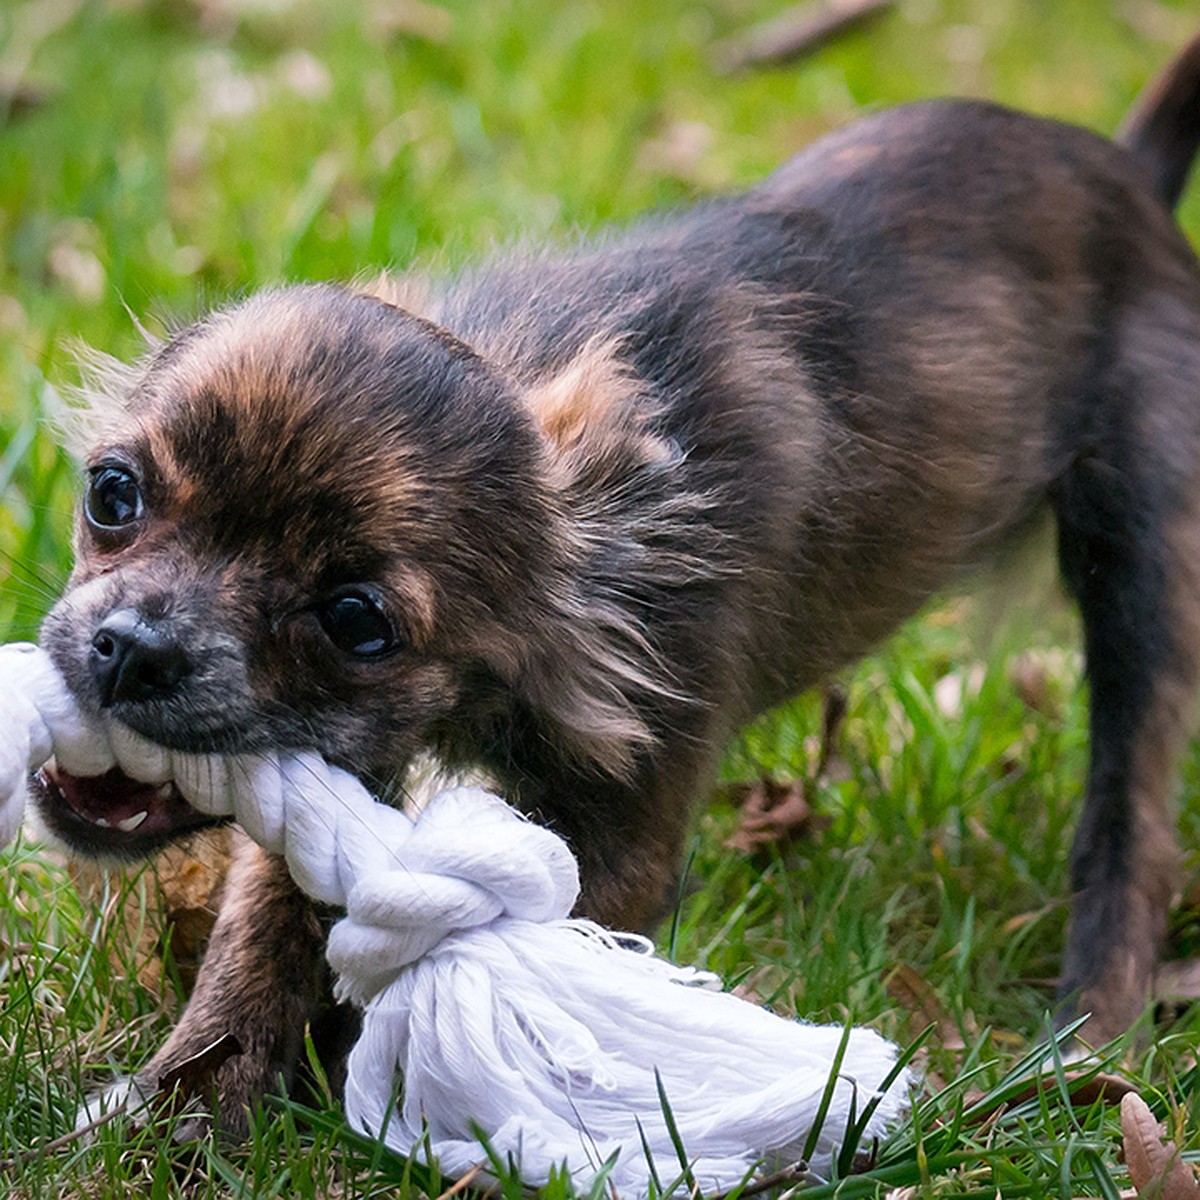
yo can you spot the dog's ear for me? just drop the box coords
[516,338,695,779]
[352,270,441,323]
[525,336,676,482]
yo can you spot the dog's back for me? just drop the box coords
[420,47,1200,1042]
[427,86,1200,705]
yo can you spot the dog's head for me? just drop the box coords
[36,282,674,858]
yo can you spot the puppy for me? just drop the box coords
[33,34,1200,1129]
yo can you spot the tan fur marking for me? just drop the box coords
[353,270,442,323]
[142,425,198,511]
[390,566,439,650]
[172,299,317,394]
[525,336,673,474]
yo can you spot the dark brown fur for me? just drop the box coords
[37,36,1200,1127]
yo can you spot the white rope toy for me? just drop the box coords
[0,641,910,1195]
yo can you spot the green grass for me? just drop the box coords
[3,0,1200,1194]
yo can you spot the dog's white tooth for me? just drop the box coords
[93,816,110,828]
[108,722,172,784]
[156,784,172,800]
[116,811,148,833]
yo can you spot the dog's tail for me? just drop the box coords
[1117,30,1200,210]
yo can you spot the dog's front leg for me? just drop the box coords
[85,831,332,1136]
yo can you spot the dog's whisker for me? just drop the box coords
[0,549,65,602]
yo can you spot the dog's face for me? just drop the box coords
[35,284,566,857]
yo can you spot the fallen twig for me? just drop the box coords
[0,1106,122,1171]
[433,1162,486,1200]
[713,0,895,74]
[713,1161,808,1200]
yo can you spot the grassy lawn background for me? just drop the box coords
[3,0,1200,1195]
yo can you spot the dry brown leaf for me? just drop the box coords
[883,963,966,1050]
[724,778,828,853]
[0,79,56,121]
[1009,653,1052,715]
[636,120,726,190]
[724,685,845,852]
[1005,1072,1138,1113]
[1002,902,1059,935]
[70,825,232,994]
[711,1161,807,1200]
[1180,876,1200,913]
[955,1072,1137,1133]
[1120,0,1198,45]
[1121,1093,1200,1200]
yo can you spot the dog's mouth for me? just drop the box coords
[33,760,222,858]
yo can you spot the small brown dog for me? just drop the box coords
[32,34,1200,1128]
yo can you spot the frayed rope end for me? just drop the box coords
[338,916,912,1196]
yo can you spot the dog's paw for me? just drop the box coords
[75,1072,213,1143]
[75,1033,244,1143]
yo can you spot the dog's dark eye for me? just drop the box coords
[317,588,399,658]
[85,466,144,530]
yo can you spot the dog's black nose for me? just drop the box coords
[90,609,190,706]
